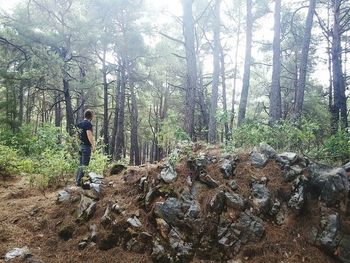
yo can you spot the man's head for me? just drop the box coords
[84,109,94,120]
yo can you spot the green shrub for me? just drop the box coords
[0,144,21,175]
[316,131,350,163]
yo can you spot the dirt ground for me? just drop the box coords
[0,149,345,263]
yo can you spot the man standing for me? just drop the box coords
[76,109,96,186]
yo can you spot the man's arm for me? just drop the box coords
[87,130,96,151]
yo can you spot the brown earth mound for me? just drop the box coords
[1,144,349,263]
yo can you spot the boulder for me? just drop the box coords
[57,190,70,203]
[233,210,265,244]
[160,165,177,183]
[259,143,277,158]
[342,162,350,172]
[220,159,236,179]
[288,179,306,214]
[77,194,96,221]
[199,173,219,188]
[309,164,349,206]
[224,192,246,210]
[250,151,268,168]
[276,152,298,165]
[208,191,226,214]
[154,198,184,225]
[4,246,31,262]
[251,182,270,214]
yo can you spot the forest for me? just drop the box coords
[0,0,349,185]
[1,1,350,262]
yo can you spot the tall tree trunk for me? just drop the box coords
[237,0,253,127]
[129,78,140,166]
[220,44,229,141]
[102,49,109,154]
[197,64,209,140]
[230,0,242,132]
[208,0,221,144]
[54,91,62,127]
[110,64,121,157]
[331,0,348,131]
[293,0,317,118]
[63,72,74,134]
[18,82,24,127]
[269,0,282,124]
[182,0,197,140]
[115,60,126,160]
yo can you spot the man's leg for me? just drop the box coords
[76,145,91,186]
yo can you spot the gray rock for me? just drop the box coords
[90,183,101,193]
[78,240,89,250]
[208,191,226,214]
[101,204,112,226]
[151,240,170,262]
[127,216,142,228]
[229,180,238,191]
[288,179,306,213]
[225,192,246,210]
[338,235,350,263]
[185,202,200,219]
[343,162,350,172]
[220,159,236,179]
[154,198,184,225]
[251,182,270,214]
[309,164,349,206]
[5,246,31,261]
[160,165,177,183]
[195,153,209,170]
[276,152,298,165]
[90,224,98,242]
[57,190,70,203]
[145,186,160,208]
[315,210,341,253]
[283,165,303,182]
[199,173,219,188]
[77,194,96,221]
[88,172,103,184]
[233,210,265,244]
[169,228,193,262]
[139,176,147,191]
[269,199,281,216]
[259,143,277,158]
[250,151,268,168]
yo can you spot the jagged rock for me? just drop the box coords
[77,194,96,221]
[251,182,270,214]
[314,210,341,253]
[156,218,170,239]
[58,224,75,241]
[169,228,193,262]
[199,172,219,188]
[217,224,241,257]
[309,164,349,206]
[220,159,236,179]
[283,165,303,182]
[208,191,226,214]
[88,172,103,184]
[185,202,200,219]
[338,235,350,263]
[4,246,31,262]
[145,186,160,208]
[82,189,100,201]
[154,198,184,225]
[229,180,238,191]
[276,152,298,165]
[160,165,177,183]
[127,216,142,228]
[343,162,350,172]
[225,192,246,210]
[288,178,306,213]
[139,176,148,191]
[78,239,89,250]
[111,203,124,214]
[101,204,112,226]
[195,153,209,170]
[151,240,170,262]
[57,190,70,203]
[233,210,265,244]
[259,143,277,158]
[275,210,285,225]
[250,151,268,168]
[269,199,281,216]
[90,224,98,242]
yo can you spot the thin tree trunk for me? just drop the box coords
[269,0,282,124]
[182,0,197,139]
[110,64,121,157]
[230,1,242,132]
[293,0,317,118]
[237,0,253,127]
[63,73,74,134]
[102,48,109,154]
[115,60,126,160]
[208,0,221,144]
[220,44,229,141]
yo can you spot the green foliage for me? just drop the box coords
[0,145,21,175]
[87,139,110,176]
[316,131,350,163]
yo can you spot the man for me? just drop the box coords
[76,109,96,186]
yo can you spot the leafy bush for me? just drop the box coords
[316,131,350,163]
[87,140,109,176]
[0,144,21,175]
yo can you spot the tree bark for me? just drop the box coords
[208,0,221,144]
[237,0,253,127]
[182,0,197,140]
[293,0,317,119]
[102,48,109,154]
[269,0,282,124]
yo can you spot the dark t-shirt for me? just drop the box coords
[77,119,93,146]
